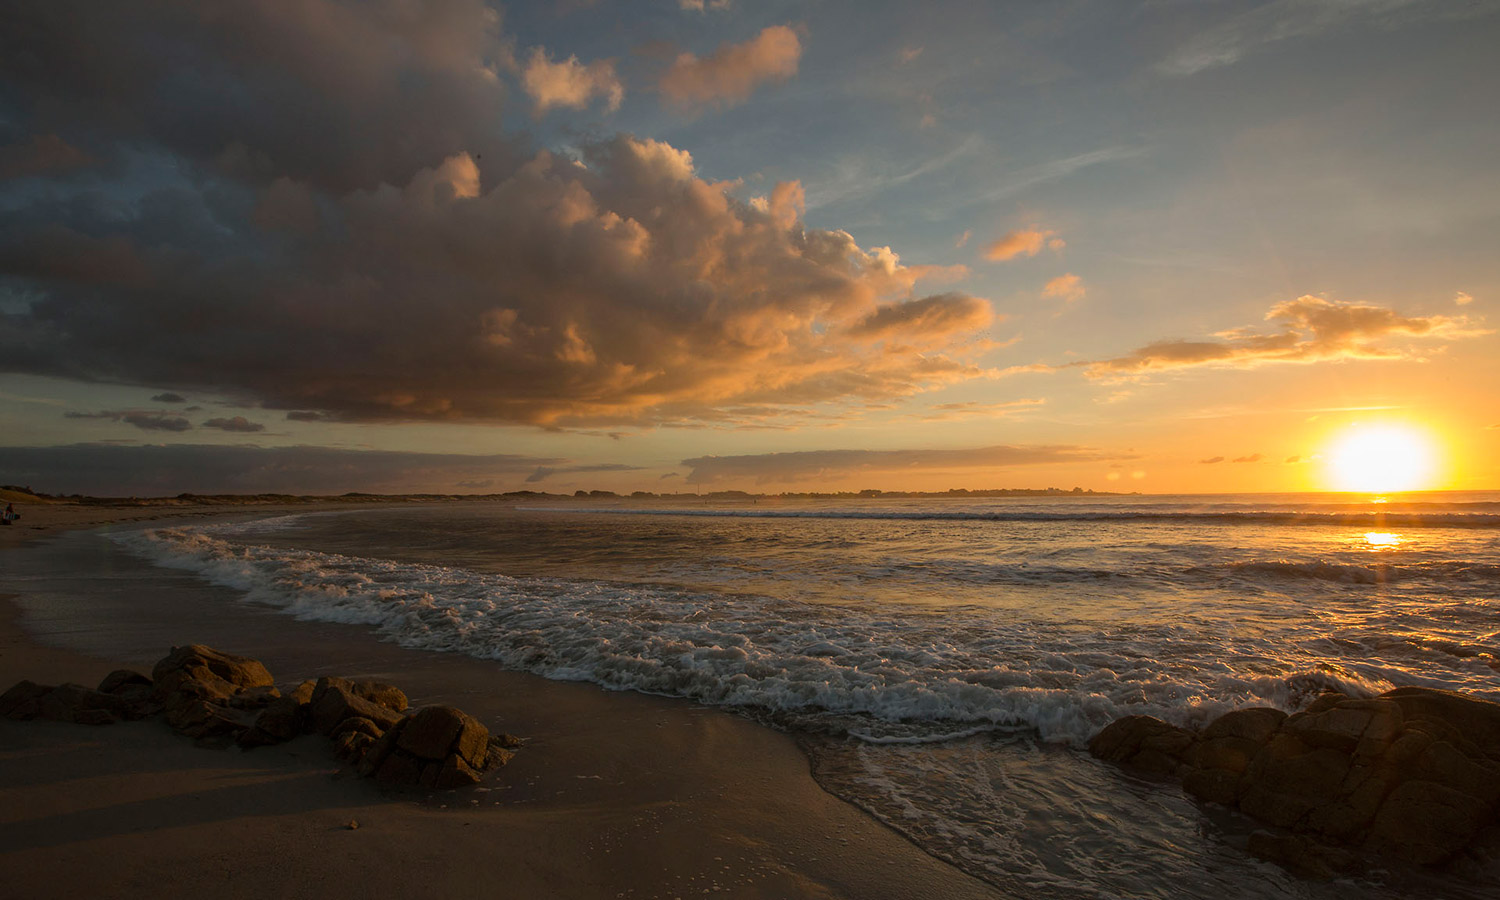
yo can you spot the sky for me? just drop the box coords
[2,0,1497,496]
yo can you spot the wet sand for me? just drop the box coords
[0,503,1002,899]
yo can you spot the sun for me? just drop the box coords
[1324,424,1437,493]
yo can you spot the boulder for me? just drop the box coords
[1,680,54,720]
[1366,781,1492,864]
[1246,831,1359,880]
[331,716,386,742]
[1087,715,1194,776]
[1384,687,1500,760]
[97,669,152,695]
[397,706,490,768]
[151,644,274,702]
[166,697,248,742]
[307,679,405,735]
[227,685,282,710]
[1238,734,1353,828]
[484,737,516,771]
[332,730,378,763]
[36,683,128,725]
[238,680,317,747]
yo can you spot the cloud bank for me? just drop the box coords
[0,4,993,429]
[680,444,1115,485]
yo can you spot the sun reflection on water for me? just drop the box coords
[1363,531,1402,549]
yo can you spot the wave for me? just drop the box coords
[520,506,1500,529]
[110,523,1500,749]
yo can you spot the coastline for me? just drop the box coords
[0,504,1002,899]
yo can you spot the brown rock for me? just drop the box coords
[433,754,483,789]
[97,669,152,695]
[332,730,377,763]
[1409,740,1500,806]
[1301,763,1401,841]
[166,697,247,741]
[375,751,425,786]
[1247,830,1360,880]
[1088,715,1195,776]
[227,685,282,710]
[1366,780,1491,864]
[397,706,478,761]
[358,721,406,777]
[1202,707,1286,744]
[239,681,317,747]
[483,738,516,771]
[492,732,524,749]
[332,716,385,742]
[1,680,55,720]
[151,644,274,702]
[307,680,405,735]
[1238,734,1353,828]
[351,680,408,713]
[1382,687,1500,761]
[1284,698,1402,759]
[37,683,127,724]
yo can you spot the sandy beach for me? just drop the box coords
[0,503,1001,899]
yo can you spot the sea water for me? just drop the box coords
[107,493,1500,898]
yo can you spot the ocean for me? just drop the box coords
[78,493,1500,897]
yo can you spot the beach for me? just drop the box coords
[0,502,1000,900]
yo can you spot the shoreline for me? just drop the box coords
[0,504,1002,899]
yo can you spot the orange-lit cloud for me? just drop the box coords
[1042,273,1085,303]
[1081,295,1488,379]
[521,47,624,115]
[984,227,1063,261]
[679,0,731,10]
[1455,291,1474,305]
[660,25,802,110]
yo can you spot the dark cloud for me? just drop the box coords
[681,444,1117,485]
[0,444,566,496]
[202,415,265,433]
[150,392,187,403]
[286,410,335,422]
[63,410,192,432]
[525,463,646,483]
[0,5,994,430]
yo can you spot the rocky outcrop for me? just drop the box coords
[4,644,521,792]
[1089,687,1500,874]
[356,705,513,789]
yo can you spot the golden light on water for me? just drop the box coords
[1324,424,1438,493]
[1363,531,1402,548]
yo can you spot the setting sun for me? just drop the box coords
[1325,424,1438,493]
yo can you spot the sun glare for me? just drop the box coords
[1325,424,1437,493]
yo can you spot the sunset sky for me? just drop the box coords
[2,0,1496,496]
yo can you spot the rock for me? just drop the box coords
[1,680,54,720]
[227,685,282,710]
[1201,707,1286,744]
[331,716,385,742]
[332,730,377,763]
[1087,715,1194,776]
[1383,687,1500,761]
[1366,780,1492,864]
[307,679,405,735]
[431,755,482,789]
[37,683,128,725]
[1283,698,1402,759]
[492,732,524,750]
[351,680,408,713]
[1247,830,1360,880]
[1238,734,1353,828]
[357,720,406,778]
[97,669,152,695]
[151,644,274,702]
[483,738,516,771]
[166,697,248,741]
[239,680,317,747]
[375,750,425,786]
[397,705,490,768]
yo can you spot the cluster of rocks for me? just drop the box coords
[1089,686,1500,877]
[1,643,520,789]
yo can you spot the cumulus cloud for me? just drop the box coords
[202,415,265,433]
[1199,456,1224,464]
[521,47,624,115]
[1042,273,1085,303]
[0,0,517,193]
[63,410,192,432]
[1080,295,1488,379]
[660,25,802,110]
[984,227,1063,261]
[0,444,570,496]
[681,444,1117,485]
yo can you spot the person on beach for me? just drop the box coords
[2,502,16,525]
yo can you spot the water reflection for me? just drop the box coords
[1363,531,1402,549]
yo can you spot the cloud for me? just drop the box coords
[0,133,92,180]
[1285,455,1304,464]
[1157,0,1494,77]
[0,444,570,495]
[1042,273,1085,303]
[63,410,192,432]
[524,462,645,483]
[1199,456,1224,464]
[681,444,1118,485]
[1080,295,1488,379]
[1455,291,1474,306]
[984,227,1063,262]
[899,47,924,64]
[846,293,995,345]
[286,410,335,422]
[201,415,265,433]
[521,47,624,115]
[659,25,802,111]
[151,392,187,403]
[0,0,517,193]
[955,230,972,249]
[679,0,731,10]
[912,398,1045,422]
[1232,453,1263,463]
